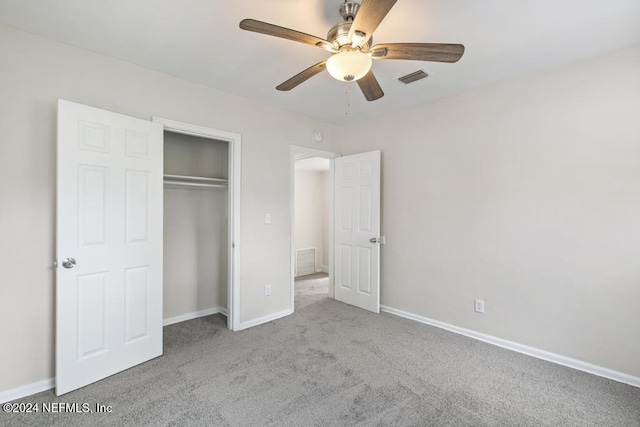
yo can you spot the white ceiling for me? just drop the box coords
[1,0,639,125]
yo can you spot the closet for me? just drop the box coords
[162,131,229,325]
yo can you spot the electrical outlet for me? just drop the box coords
[474,299,485,314]
[265,213,272,224]
[265,285,271,296]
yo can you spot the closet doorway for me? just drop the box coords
[154,117,241,331]
[290,146,339,312]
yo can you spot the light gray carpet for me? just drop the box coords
[4,278,640,426]
[295,272,330,309]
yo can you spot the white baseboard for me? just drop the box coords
[163,306,228,327]
[0,378,55,404]
[237,308,293,331]
[380,305,640,389]
[319,265,329,273]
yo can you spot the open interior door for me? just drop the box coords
[56,100,163,395]
[334,151,381,313]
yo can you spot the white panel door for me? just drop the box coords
[56,100,163,395]
[334,151,381,313]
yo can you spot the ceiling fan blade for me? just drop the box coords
[370,43,465,63]
[357,70,384,101]
[240,19,336,52]
[349,0,397,47]
[276,61,327,91]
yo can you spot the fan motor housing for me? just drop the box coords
[339,2,360,20]
[327,22,372,50]
[328,1,371,50]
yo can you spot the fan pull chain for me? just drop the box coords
[345,86,351,126]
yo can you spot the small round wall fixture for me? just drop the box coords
[312,131,324,143]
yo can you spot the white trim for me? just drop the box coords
[319,266,329,273]
[292,145,341,160]
[0,379,55,404]
[290,145,340,311]
[152,117,241,332]
[327,159,335,300]
[151,117,241,142]
[380,305,640,389]
[163,307,228,327]
[236,309,293,331]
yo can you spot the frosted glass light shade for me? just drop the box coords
[326,50,372,82]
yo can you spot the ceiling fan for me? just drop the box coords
[239,0,465,101]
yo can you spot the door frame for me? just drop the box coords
[290,145,340,313]
[153,117,241,331]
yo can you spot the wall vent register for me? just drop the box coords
[296,248,316,277]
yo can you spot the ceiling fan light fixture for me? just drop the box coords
[326,49,372,82]
[239,0,465,101]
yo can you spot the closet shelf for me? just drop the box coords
[163,174,228,189]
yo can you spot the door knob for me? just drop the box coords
[370,237,379,243]
[62,258,76,269]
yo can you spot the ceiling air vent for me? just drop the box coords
[398,70,429,84]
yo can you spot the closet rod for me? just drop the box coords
[163,180,227,189]
[163,174,228,184]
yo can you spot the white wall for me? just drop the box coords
[163,132,228,318]
[294,167,330,273]
[344,45,640,378]
[0,25,342,393]
[164,187,228,317]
